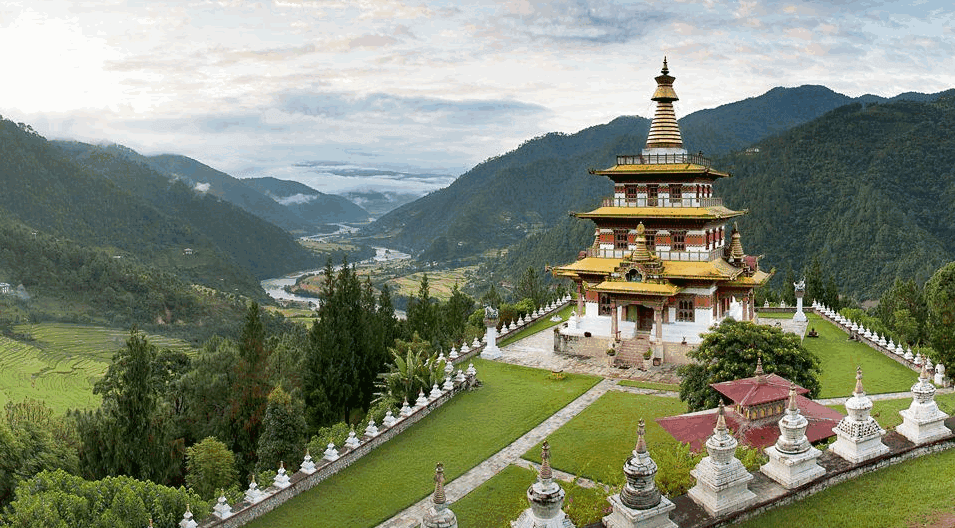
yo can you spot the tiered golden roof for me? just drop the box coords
[576,205,744,220]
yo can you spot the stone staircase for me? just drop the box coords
[614,334,651,368]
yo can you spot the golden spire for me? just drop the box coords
[754,353,765,382]
[645,57,684,151]
[854,366,865,396]
[632,222,652,261]
[729,222,745,261]
[788,382,799,412]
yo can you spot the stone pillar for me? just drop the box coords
[611,300,619,341]
[482,307,501,360]
[793,280,807,322]
[897,364,952,444]
[577,281,585,317]
[741,294,750,321]
[688,402,756,517]
[760,384,825,489]
[829,367,888,464]
[749,293,755,322]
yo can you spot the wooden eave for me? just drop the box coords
[723,269,774,288]
[661,259,743,280]
[591,280,682,296]
[552,257,621,280]
[592,164,730,179]
[575,206,745,220]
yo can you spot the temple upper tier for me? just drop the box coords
[552,59,772,363]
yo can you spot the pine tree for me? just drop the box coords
[255,386,305,473]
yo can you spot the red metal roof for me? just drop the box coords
[656,396,844,451]
[710,373,809,407]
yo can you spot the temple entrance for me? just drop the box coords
[636,305,654,332]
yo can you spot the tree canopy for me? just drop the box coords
[678,318,821,412]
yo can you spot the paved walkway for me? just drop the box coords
[377,377,618,527]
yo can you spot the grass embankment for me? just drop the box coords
[522,391,687,486]
[1,323,193,413]
[618,380,681,392]
[453,464,609,528]
[498,304,573,348]
[805,314,915,398]
[737,446,955,528]
[245,359,598,528]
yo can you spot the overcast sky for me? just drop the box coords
[2,0,953,193]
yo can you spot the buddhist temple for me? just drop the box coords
[657,358,842,450]
[553,59,772,365]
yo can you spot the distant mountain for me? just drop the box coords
[243,177,370,224]
[144,155,316,233]
[365,84,952,269]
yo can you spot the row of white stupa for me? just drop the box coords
[173,361,480,528]
[814,302,946,384]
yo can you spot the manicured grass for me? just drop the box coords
[618,380,680,392]
[1,323,194,413]
[523,391,687,486]
[736,445,955,528]
[805,314,915,398]
[826,392,955,431]
[245,360,599,528]
[454,464,611,528]
[498,304,573,348]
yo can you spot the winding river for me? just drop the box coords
[260,246,411,304]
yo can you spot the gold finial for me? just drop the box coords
[754,353,765,379]
[632,222,651,261]
[730,222,744,261]
[854,366,865,395]
[540,441,553,481]
[433,462,446,505]
[635,418,648,454]
[662,56,669,75]
[920,361,929,381]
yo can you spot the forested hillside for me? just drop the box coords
[50,140,318,280]
[243,176,370,224]
[718,97,955,298]
[145,154,317,233]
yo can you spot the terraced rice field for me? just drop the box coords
[0,323,194,413]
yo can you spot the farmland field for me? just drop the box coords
[0,323,194,413]
[384,267,479,301]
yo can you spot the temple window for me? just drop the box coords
[647,184,659,206]
[677,299,694,322]
[625,185,638,203]
[614,230,628,249]
[672,230,686,251]
[670,184,682,203]
[598,293,613,316]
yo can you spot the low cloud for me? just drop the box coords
[275,193,318,205]
[194,182,211,193]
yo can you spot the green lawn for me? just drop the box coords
[522,391,687,486]
[454,464,611,528]
[618,380,681,392]
[245,360,598,528]
[805,314,915,397]
[755,311,796,319]
[498,304,573,348]
[0,323,194,413]
[736,445,955,528]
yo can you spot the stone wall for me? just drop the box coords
[553,327,611,359]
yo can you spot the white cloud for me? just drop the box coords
[195,182,211,193]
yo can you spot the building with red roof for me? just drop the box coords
[657,360,843,450]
